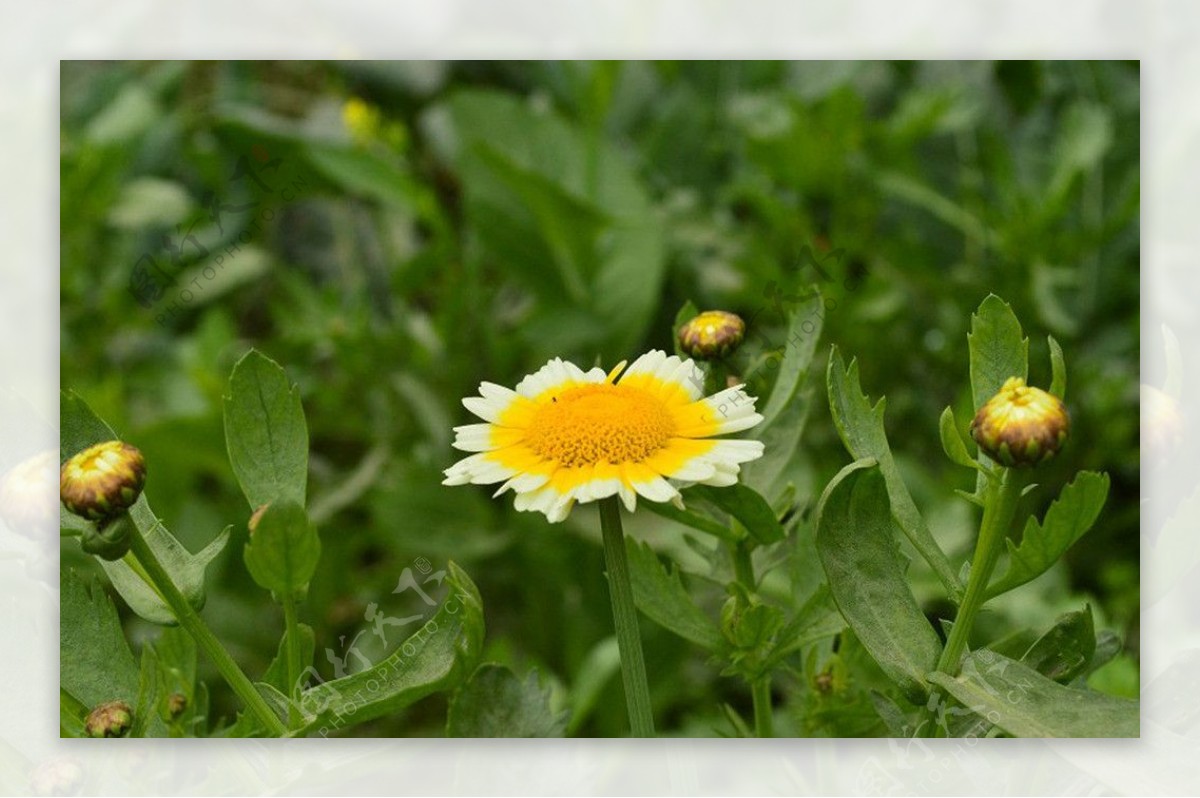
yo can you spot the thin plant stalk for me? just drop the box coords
[127,524,288,736]
[598,496,656,738]
[282,594,302,729]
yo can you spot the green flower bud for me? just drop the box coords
[60,441,146,523]
[678,310,746,360]
[85,700,133,738]
[79,514,134,561]
[970,377,1069,467]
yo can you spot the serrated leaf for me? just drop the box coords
[60,570,140,713]
[692,484,784,545]
[447,664,567,737]
[223,350,309,510]
[939,406,981,471]
[928,650,1137,737]
[60,391,230,625]
[1048,335,1067,399]
[296,562,484,734]
[627,539,723,650]
[243,501,320,598]
[1021,605,1096,684]
[756,292,824,431]
[826,348,961,598]
[987,472,1110,598]
[968,294,1029,410]
[815,460,943,703]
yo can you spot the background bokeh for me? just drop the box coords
[58,60,1139,736]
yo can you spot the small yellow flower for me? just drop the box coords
[342,97,381,143]
[970,377,1069,467]
[60,441,146,522]
[444,350,765,522]
[678,310,746,360]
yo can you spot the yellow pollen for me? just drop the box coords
[525,383,675,467]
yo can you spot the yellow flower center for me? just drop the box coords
[525,384,676,467]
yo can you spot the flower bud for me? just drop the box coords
[970,377,1069,467]
[166,692,187,719]
[79,514,134,561]
[60,441,146,523]
[85,700,133,738]
[678,310,746,360]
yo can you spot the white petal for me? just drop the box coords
[452,423,497,452]
[631,475,680,504]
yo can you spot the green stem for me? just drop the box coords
[751,678,774,738]
[935,468,1023,675]
[127,524,287,737]
[598,497,656,738]
[730,537,773,738]
[282,593,302,728]
[917,468,1023,738]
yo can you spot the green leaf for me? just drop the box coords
[640,498,737,542]
[297,562,484,734]
[60,570,140,711]
[939,406,981,471]
[815,460,943,703]
[132,646,166,738]
[968,294,1029,410]
[1021,606,1096,684]
[243,501,321,598]
[438,90,666,358]
[826,348,961,599]
[303,142,429,215]
[756,292,824,431]
[1048,335,1067,399]
[744,383,815,502]
[447,664,567,737]
[223,350,309,510]
[987,471,1110,598]
[672,300,701,359]
[627,539,723,650]
[928,650,1138,737]
[60,391,230,625]
[691,484,784,545]
[566,636,620,735]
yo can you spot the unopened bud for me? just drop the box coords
[166,692,187,719]
[85,700,133,738]
[60,441,146,522]
[970,378,1069,467]
[678,310,746,360]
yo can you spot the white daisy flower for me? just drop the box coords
[443,350,765,522]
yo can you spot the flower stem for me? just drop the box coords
[935,468,1023,675]
[282,593,302,729]
[127,524,287,737]
[916,468,1023,737]
[751,677,774,738]
[598,496,656,738]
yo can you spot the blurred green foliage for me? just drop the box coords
[60,60,1139,735]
